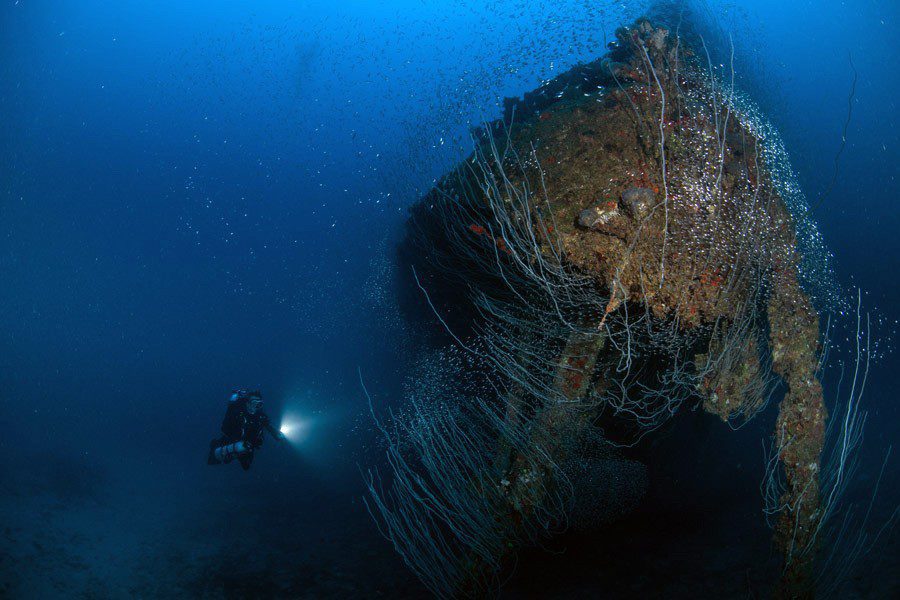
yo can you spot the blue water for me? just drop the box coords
[1,1,898,597]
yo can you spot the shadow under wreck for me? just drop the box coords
[368,15,866,600]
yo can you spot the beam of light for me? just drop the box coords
[278,414,311,445]
[277,387,347,471]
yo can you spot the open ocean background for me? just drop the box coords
[1,1,898,597]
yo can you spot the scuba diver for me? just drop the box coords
[207,389,286,470]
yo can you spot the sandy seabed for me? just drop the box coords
[2,445,896,599]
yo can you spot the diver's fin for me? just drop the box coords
[207,438,222,465]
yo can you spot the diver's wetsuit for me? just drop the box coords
[209,396,280,470]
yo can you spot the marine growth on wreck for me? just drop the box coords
[367,17,866,599]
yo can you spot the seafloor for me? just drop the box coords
[2,410,896,598]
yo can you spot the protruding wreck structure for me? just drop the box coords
[368,16,849,599]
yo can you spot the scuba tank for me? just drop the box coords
[213,440,252,463]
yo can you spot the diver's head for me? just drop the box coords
[246,390,263,414]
